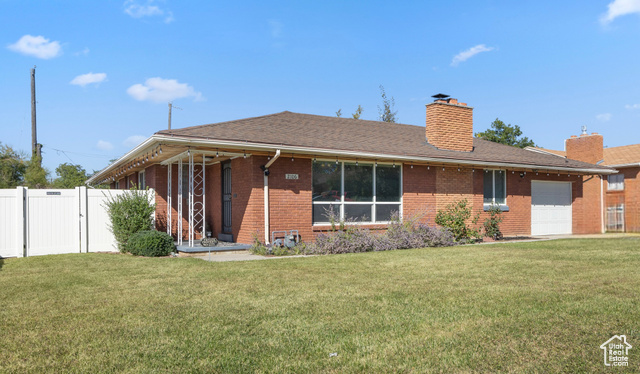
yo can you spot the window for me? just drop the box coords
[312,161,401,224]
[606,204,624,231]
[608,174,624,191]
[138,170,146,190]
[115,181,119,189]
[483,169,506,206]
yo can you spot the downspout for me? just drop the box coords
[600,175,605,233]
[263,149,281,244]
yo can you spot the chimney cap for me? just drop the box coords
[432,93,450,101]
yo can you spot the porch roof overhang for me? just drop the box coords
[87,134,617,185]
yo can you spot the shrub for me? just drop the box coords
[249,231,305,256]
[126,230,175,257]
[384,213,455,250]
[434,199,481,242]
[103,189,156,252]
[483,204,504,240]
[306,211,455,255]
[307,226,378,255]
[249,232,269,255]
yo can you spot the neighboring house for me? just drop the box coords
[87,97,614,246]
[529,135,640,233]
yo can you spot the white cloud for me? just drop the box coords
[123,135,147,147]
[124,0,174,23]
[268,20,283,38]
[164,11,174,24]
[127,77,203,103]
[74,47,90,56]
[96,140,114,151]
[625,103,640,109]
[600,0,640,24]
[596,113,612,121]
[451,44,494,66]
[7,35,62,59]
[70,72,107,87]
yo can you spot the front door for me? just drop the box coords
[222,161,232,233]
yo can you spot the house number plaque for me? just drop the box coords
[285,174,299,180]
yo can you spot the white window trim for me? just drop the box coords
[312,160,403,225]
[483,169,507,208]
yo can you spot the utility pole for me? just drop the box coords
[168,102,182,130]
[31,66,41,159]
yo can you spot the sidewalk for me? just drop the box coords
[194,252,307,262]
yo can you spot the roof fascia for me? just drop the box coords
[86,135,160,184]
[151,135,616,175]
[605,162,640,168]
[524,147,566,158]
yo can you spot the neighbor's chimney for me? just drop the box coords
[426,94,474,152]
[565,129,603,164]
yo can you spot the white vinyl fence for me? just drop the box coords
[0,187,154,258]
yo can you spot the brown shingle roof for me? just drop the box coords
[529,144,640,167]
[156,111,611,172]
[603,144,640,166]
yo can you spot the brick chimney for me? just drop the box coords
[565,132,604,164]
[425,97,474,152]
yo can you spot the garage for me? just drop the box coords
[531,181,572,235]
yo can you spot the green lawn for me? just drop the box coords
[1,238,639,373]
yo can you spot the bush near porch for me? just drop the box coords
[1,237,639,372]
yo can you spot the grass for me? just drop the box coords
[1,238,639,373]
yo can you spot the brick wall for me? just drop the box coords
[563,133,606,233]
[605,167,640,232]
[473,171,532,236]
[565,133,604,164]
[231,157,264,244]
[624,167,640,232]
[573,174,602,234]
[267,157,314,242]
[425,100,474,152]
[435,167,473,211]
[402,165,437,224]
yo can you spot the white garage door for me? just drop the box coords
[531,181,572,235]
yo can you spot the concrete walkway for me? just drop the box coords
[193,252,307,262]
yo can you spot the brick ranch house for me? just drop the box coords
[530,135,640,233]
[87,97,615,246]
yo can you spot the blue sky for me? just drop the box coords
[2,0,640,176]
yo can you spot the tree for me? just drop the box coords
[475,118,536,148]
[335,109,342,118]
[0,142,26,188]
[377,85,398,123]
[52,163,89,188]
[24,153,49,188]
[352,105,363,119]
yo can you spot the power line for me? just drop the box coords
[43,145,118,159]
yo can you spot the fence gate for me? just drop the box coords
[0,187,153,258]
[26,189,80,256]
